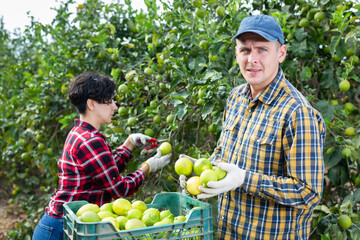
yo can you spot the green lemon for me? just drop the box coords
[144,67,153,75]
[344,102,357,113]
[127,117,137,126]
[299,18,309,28]
[208,123,217,133]
[142,208,160,226]
[132,200,147,213]
[116,216,129,230]
[314,12,325,22]
[216,6,225,17]
[76,203,100,217]
[200,169,218,187]
[153,115,162,124]
[350,55,359,65]
[199,40,208,50]
[80,211,101,222]
[166,115,175,124]
[192,0,202,8]
[125,208,143,220]
[100,202,114,213]
[195,7,206,18]
[198,87,207,98]
[37,143,45,152]
[159,142,172,155]
[339,80,350,91]
[338,215,352,229]
[118,106,128,117]
[193,158,212,176]
[98,211,117,220]
[144,128,155,137]
[341,148,351,158]
[118,84,129,94]
[345,127,355,136]
[112,198,132,216]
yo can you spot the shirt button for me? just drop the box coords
[224,195,227,199]
[221,216,225,220]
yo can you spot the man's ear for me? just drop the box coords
[86,99,96,112]
[278,44,287,63]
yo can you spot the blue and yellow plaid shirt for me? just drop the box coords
[210,68,325,240]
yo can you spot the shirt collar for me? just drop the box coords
[241,67,285,105]
[74,119,106,140]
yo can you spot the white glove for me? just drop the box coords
[128,133,154,154]
[143,148,172,173]
[179,175,191,196]
[197,163,246,199]
[178,154,197,163]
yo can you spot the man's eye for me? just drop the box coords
[260,48,267,52]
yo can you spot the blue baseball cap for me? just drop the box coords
[232,15,284,45]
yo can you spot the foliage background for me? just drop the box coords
[0,0,360,239]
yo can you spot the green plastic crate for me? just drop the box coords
[63,192,213,240]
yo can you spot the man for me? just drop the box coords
[33,72,171,240]
[180,15,326,239]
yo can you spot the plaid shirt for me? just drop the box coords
[210,68,325,240]
[46,120,145,218]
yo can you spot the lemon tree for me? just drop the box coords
[1,0,360,239]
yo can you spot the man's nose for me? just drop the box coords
[248,51,259,63]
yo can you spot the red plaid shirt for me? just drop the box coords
[45,120,145,218]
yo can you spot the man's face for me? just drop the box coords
[235,32,286,98]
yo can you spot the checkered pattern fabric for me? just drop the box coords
[210,68,326,239]
[46,120,145,218]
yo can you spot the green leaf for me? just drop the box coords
[170,91,190,105]
[339,200,352,214]
[330,35,341,55]
[291,40,307,58]
[316,215,332,235]
[175,104,187,120]
[320,68,334,88]
[300,67,312,81]
[352,188,360,203]
[324,151,342,168]
[202,101,215,119]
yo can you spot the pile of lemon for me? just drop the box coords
[75,198,186,231]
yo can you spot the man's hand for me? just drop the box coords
[143,148,171,173]
[197,163,246,199]
[178,154,197,164]
[128,133,154,154]
[179,175,190,196]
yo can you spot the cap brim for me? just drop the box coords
[231,30,278,42]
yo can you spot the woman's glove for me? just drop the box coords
[197,163,246,199]
[128,133,154,154]
[143,148,172,173]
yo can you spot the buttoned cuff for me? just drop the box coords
[242,171,262,198]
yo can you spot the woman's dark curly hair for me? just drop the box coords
[68,72,116,114]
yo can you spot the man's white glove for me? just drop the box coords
[178,175,190,195]
[143,148,171,173]
[128,133,154,154]
[178,154,197,163]
[197,163,246,199]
